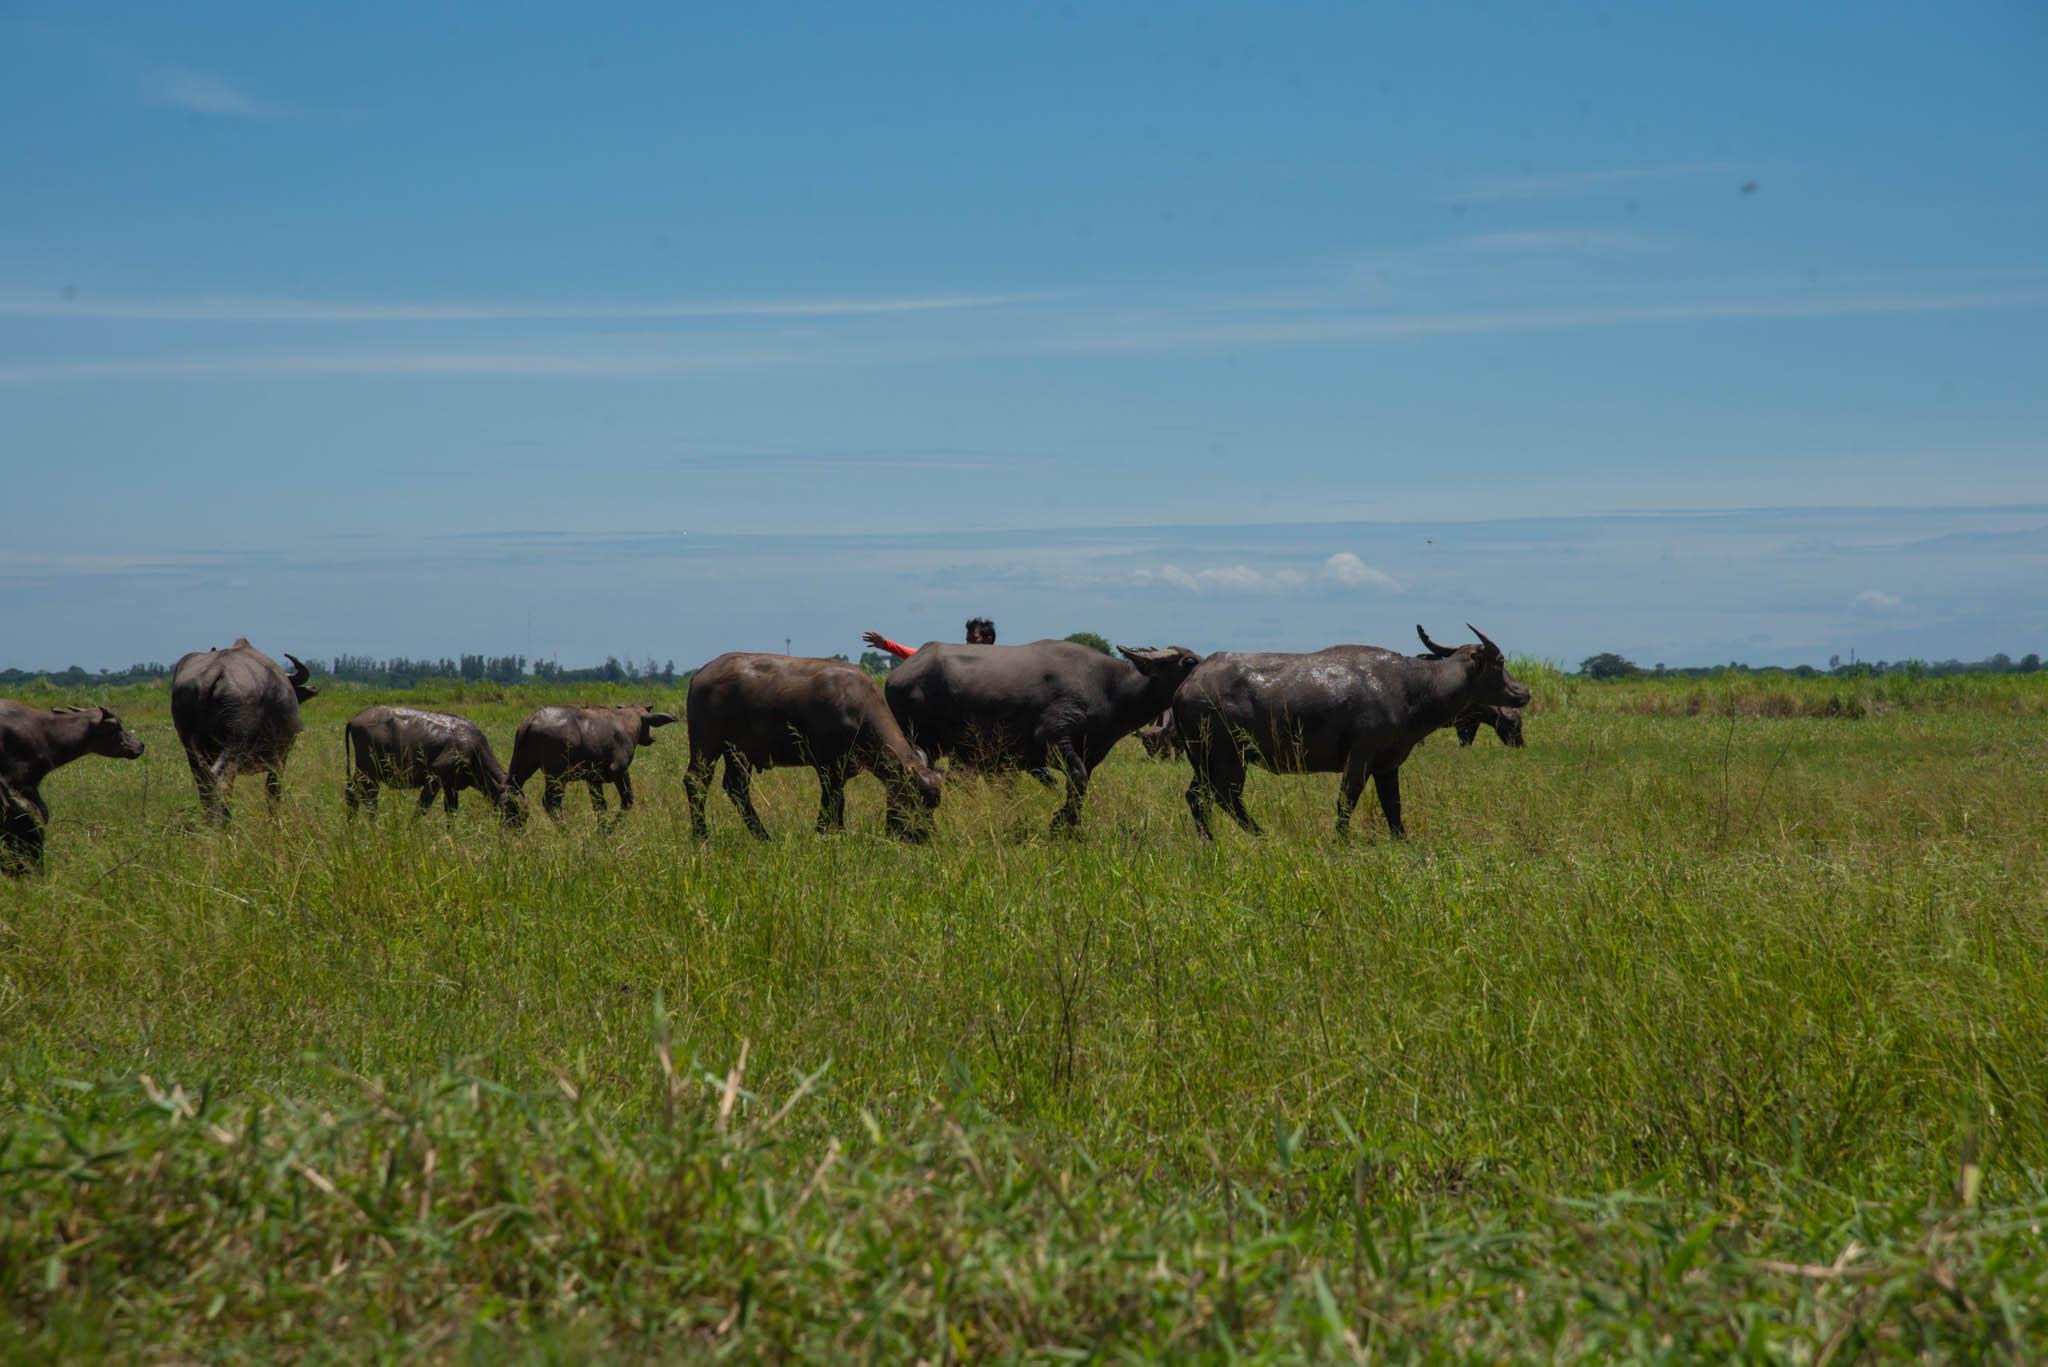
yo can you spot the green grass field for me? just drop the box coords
[4,667,2046,1360]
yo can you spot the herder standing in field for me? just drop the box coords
[861,616,997,661]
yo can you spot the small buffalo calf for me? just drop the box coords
[0,702,146,873]
[1137,710,1183,759]
[345,705,525,823]
[1454,705,1525,748]
[509,704,677,818]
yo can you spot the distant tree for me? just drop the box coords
[2022,653,2042,674]
[858,650,894,675]
[1578,652,1640,680]
[1064,631,1113,655]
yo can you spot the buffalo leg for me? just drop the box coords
[614,771,634,812]
[1192,741,1260,836]
[815,764,847,833]
[1049,737,1089,832]
[1373,767,1406,839]
[264,766,285,811]
[416,779,441,814]
[1183,775,1215,839]
[541,774,567,820]
[722,760,770,840]
[188,750,232,824]
[1335,754,1368,835]
[587,779,607,813]
[443,781,460,815]
[684,755,715,837]
[345,769,378,817]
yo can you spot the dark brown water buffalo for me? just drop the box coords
[170,639,317,822]
[508,703,677,818]
[1174,624,1531,840]
[1454,704,1525,748]
[0,702,146,872]
[884,639,1200,830]
[685,653,941,840]
[344,705,525,823]
[1137,709,1183,759]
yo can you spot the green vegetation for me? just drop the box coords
[4,670,2046,1358]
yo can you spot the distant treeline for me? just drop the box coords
[0,654,683,690]
[1578,651,2045,681]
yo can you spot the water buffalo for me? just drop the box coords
[885,639,1201,830]
[0,702,146,872]
[508,703,677,818]
[1137,710,1183,759]
[1174,624,1531,839]
[685,653,941,840]
[1454,704,1525,748]
[344,706,526,823]
[170,639,317,822]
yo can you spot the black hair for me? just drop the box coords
[965,617,996,644]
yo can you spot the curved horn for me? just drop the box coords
[1415,624,1456,658]
[283,652,311,684]
[1466,624,1500,656]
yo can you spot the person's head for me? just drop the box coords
[965,617,996,645]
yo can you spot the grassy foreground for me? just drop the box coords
[3,668,2046,1359]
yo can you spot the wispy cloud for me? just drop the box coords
[1454,228,1653,254]
[0,291,1039,323]
[1856,589,1904,611]
[1447,162,1740,202]
[1132,553,1400,595]
[141,64,274,119]
[6,283,2045,383]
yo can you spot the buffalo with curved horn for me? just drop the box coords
[170,638,319,822]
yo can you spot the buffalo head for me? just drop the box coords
[1416,624,1532,710]
[1117,644,1202,686]
[634,708,680,746]
[284,654,319,704]
[53,705,146,760]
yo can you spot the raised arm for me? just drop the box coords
[861,630,915,659]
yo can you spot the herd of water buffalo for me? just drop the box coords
[0,627,1529,873]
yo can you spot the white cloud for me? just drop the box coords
[1136,564,1294,593]
[0,291,1037,323]
[143,66,270,118]
[1320,552,1401,590]
[1856,589,1903,611]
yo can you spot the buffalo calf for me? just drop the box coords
[345,706,525,823]
[0,701,146,873]
[686,653,940,839]
[508,704,677,818]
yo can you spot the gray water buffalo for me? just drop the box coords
[0,702,146,872]
[508,703,677,818]
[1174,624,1531,839]
[170,639,317,821]
[1454,704,1525,748]
[344,706,525,823]
[685,653,941,840]
[885,639,1201,830]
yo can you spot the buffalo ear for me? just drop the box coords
[1116,645,1178,674]
[647,712,679,728]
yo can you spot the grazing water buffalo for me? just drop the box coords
[1454,704,1525,748]
[344,706,525,823]
[885,639,1201,830]
[508,704,677,818]
[170,639,316,822]
[0,702,145,872]
[1137,710,1183,759]
[685,653,941,840]
[1174,624,1531,840]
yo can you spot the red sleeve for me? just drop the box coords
[880,637,914,659]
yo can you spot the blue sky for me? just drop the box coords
[3,2,2044,670]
